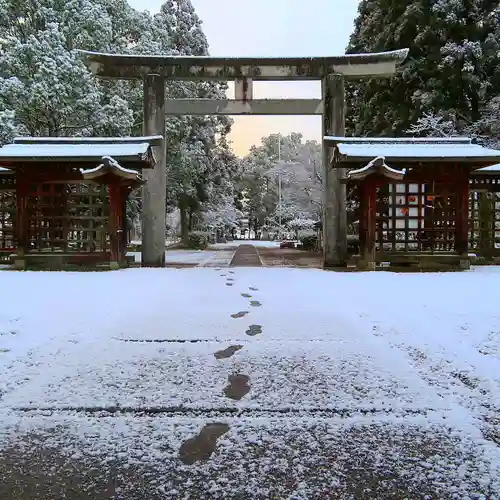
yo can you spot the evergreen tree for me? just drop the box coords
[0,0,240,239]
[152,0,235,240]
[238,133,323,228]
[346,0,500,137]
[0,0,138,137]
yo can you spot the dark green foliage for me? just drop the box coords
[300,235,319,251]
[346,0,500,138]
[186,231,210,249]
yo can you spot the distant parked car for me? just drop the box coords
[280,240,297,249]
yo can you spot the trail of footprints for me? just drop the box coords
[179,268,264,464]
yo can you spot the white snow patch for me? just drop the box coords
[1,266,500,496]
[126,250,227,265]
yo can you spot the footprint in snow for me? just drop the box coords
[241,293,252,298]
[246,324,262,336]
[214,345,243,360]
[0,348,10,353]
[224,374,251,400]
[250,300,261,307]
[249,287,258,292]
[226,282,234,287]
[178,423,230,465]
[231,311,249,319]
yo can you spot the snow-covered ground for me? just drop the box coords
[126,249,236,266]
[129,238,180,247]
[0,267,499,498]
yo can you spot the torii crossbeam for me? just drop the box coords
[80,49,409,268]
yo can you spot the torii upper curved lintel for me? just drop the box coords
[78,48,409,81]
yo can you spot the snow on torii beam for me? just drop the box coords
[80,49,409,116]
[80,49,408,80]
[79,48,409,268]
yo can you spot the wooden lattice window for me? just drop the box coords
[27,182,109,253]
[376,181,457,253]
[0,174,16,251]
[469,176,500,255]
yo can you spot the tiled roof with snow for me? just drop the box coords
[324,137,500,164]
[13,136,162,145]
[0,138,158,167]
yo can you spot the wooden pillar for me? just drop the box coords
[478,191,493,256]
[142,74,166,267]
[14,169,29,269]
[108,182,122,270]
[322,73,347,268]
[455,167,470,269]
[358,183,366,267]
[357,179,377,270]
[120,186,131,264]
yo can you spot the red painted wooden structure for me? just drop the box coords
[0,136,160,269]
[323,137,500,270]
[469,164,500,259]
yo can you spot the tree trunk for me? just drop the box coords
[180,204,189,243]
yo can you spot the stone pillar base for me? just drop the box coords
[356,259,376,271]
[459,259,471,270]
[14,258,26,270]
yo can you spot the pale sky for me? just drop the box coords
[128,0,360,156]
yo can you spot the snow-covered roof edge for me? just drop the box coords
[0,142,156,168]
[13,136,163,146]
[473,163,500,174]
[348,157,406,181]
[80,156,144,184]
[326,136,500,164]
[325,136,473,145]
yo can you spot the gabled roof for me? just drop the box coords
[348,156,405,181]
[0,136,160,168]
[324,137,500,166]
[81,156,144,185]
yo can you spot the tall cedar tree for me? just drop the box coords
[346,0,500,136]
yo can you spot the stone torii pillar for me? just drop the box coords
[80,49,409,268]
[322,74,346,268]
[142,75,166,267]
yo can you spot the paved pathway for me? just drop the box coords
[229,244,262,267]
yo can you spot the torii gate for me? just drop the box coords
[80,49,409,268]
